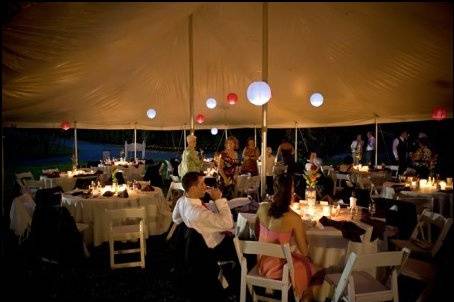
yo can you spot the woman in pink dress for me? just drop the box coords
[256,173,318,301]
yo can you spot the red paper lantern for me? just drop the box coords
[432,106,447,121]
[227,93,238,105]
[195,114,205,124]
[60,121,70,131]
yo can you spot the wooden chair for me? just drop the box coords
[391,209,452,260]
[233,237,297,302]
[106,207,146,269]
[326,249,410,302]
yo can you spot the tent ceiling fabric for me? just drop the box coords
[2,2,452,129]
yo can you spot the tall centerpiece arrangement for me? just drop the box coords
[304,164,321,206]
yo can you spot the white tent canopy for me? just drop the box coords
[2,2,452,130]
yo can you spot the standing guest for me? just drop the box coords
[392,130,409,175]
[240,137,260,176]
[218,136,240,200]
[350,134,364,165]
[261,147,276,195]
[178,135,203,178]
[276,137,296,176]
[364,131,376,166]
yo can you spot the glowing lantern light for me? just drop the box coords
[227,93,238,105]
[310,93,324,107]
[206,98,217,109]
[246,81,271,106]
[432,106,447,121]
[211,128,218,135]
[196,114,205,124]
[147,108,157,119]
[60,121,70,131]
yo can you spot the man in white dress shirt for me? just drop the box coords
[172,171,240,297]
[172,171,236,257]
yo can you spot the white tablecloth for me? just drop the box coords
[61,187,171,246]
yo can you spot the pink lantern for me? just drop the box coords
[60,121,70,131]
[432,106,447,121]
[195,114,205,124]
[227,93,238,105]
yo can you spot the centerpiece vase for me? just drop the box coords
[305,187,316,206]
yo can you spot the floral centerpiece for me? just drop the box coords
[303,164,321,206]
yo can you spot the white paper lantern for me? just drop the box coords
[146,108,157,119]
[211,128,218,135]
[247,81,272,106]
[310,93,324,107]
[206,98,217,109]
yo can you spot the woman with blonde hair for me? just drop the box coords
[178,135,203,178]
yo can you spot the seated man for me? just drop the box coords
[172,172,239,291]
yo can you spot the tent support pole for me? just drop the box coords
[184,129,187,150]
[260,2,269,198]
[254,127,257,147]
[134,123,137,161]
[188,14,195,135]
[294,122,298,163]
[224,129,228,139]
[74,121,78,168]
[1,132,4,218]
[375,116,378,166]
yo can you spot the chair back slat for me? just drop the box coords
[106,207,146,221]
[354,251,406,269]
[239,240,285,258]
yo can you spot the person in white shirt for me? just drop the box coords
[364,131,376,165]
[172,171,235,254]
[350,134,364,165]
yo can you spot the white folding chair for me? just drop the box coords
[333,173,350,195]
[328,252,358,302]
[386,165,399,181]
[125,140,146,159]
[326,249,410,302]
[392,209,452,259]
[233,237,297,302]
[106,207,147,269]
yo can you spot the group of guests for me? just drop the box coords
[172,171,321,301]
[178,134,284,199]
[392,130,435,177]
[350,131,376,165]
[350,129,436,178]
